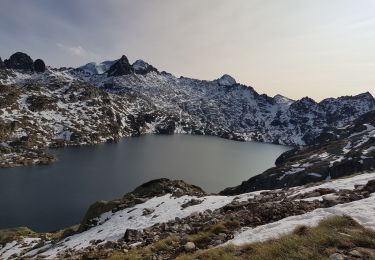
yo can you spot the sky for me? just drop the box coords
[1,0,375,101]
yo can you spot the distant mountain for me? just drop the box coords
[77,60,117,75]
[0,52,374,168]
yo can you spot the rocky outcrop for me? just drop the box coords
[221,111,375,195]
[26,95,57,111]
[107,55,133,76]
[0,57,5,69]
[60,178,372,259]
[132,60,158,75]
[80,178,206,231]
[216,74,237,86]
[33,59,46,73]
[4,52,34,71]
[131,178,206,198]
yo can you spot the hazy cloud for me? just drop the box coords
[0,0,375,100]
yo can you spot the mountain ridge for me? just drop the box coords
[1,51,374,168]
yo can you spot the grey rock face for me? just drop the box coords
[4,52,34,71]
[107,55,133,76]
[132,60,158,75]
[34,59,46,73]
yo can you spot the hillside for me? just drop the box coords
[1,52,374,169]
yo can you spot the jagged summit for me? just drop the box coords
[217,74,236,86]
[107,55,133,77]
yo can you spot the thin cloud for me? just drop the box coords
[57,43,96,58]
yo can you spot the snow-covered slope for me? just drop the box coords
[228,194,375,246]
[2,52,374,154]
[221,111,375,194]
[1,172,374,259]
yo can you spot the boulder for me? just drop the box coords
[329,253,345,260]
[4,52,34,71]
[34,59,46,73]
[107,55,133,77]
[363,179,375,193]
[184,242,196,251]
[124,229,142,242]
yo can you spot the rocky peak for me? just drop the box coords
[0,57,5,69]
[34,59,46,73]
[274,94,294,105]
[4,52,34,71]
[217,74,236,86]
[107,55,134,77]
[291,97,317,110]
[354,92,374,101]
[132,59,158,75]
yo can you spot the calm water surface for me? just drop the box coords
[0,135,290,232]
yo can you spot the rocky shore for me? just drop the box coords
[1,175,375,259]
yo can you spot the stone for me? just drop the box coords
[34,59,46,73]
[184,242,196,251]
[124,229,142,242]
[217,233,227,240]
[182,224,191,232]
[213,240,223,245]
[322,194,339,206]
[329,253,345,260]
[363,179,375,193]
[349,249,362,258]
[142,208,155,216]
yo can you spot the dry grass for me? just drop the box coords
[106,216,375,259]
[177,216,375,260]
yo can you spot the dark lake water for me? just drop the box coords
[0,135,290,232]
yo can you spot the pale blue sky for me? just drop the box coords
[1,0,375,100]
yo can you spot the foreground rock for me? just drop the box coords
[1,173,374,259]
